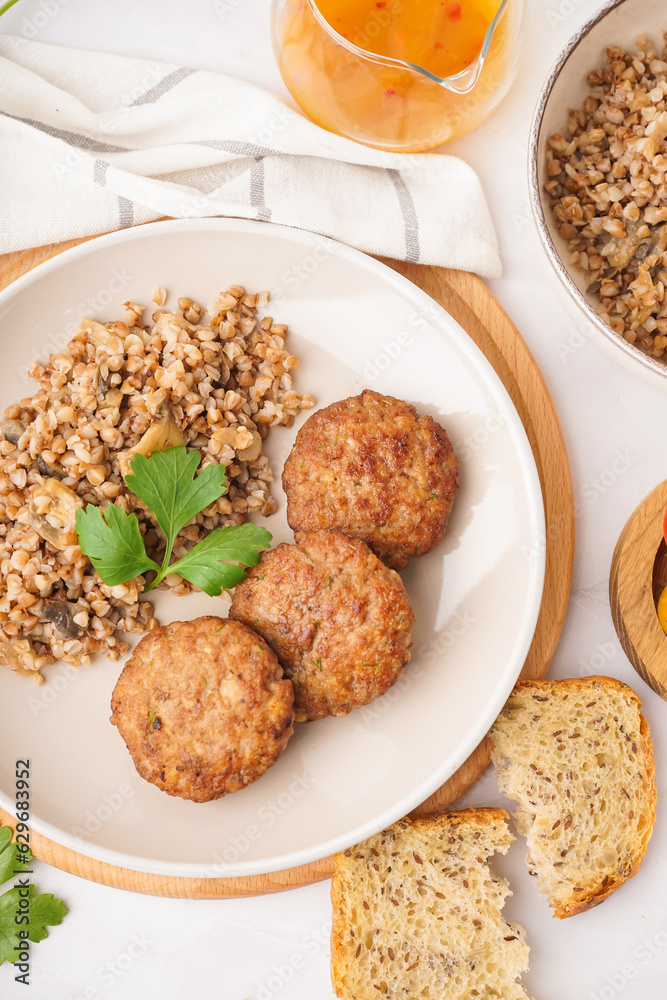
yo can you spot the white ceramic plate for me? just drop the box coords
[0,219,545,878]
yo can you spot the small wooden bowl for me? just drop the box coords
[610,479,667,701]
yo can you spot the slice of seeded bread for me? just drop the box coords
[330,809,531,1000]
[490,676,656,919]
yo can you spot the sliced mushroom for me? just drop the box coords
[36,454,66,479]
[605,222,667,272]
[236,429,262,462]
[0,419,26,446]
[218,356,231,388]
[117,405,187,476]
[98,366,111,398]
[28,480,82,550]
[40,601,83,640]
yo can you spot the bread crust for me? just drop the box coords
[556,709,656,918]
[494,675,657,919]
[331,808,515,999]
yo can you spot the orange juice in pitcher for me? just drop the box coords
[271,0,524,152]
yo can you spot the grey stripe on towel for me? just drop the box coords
[129,67,197,106]
[93,157,134,230]
[118,197,134,229]
[93,159,110,186]
[250,158,271,223]
[0,113,130,153]
[195,139,277,158]
[388,169,420,264]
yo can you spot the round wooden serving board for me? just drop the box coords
[0,230,574,898]
[610,478,667,701]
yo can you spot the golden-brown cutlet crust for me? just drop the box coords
[282,390,458,571]
[229,530,415,722]
[110,616,294,802]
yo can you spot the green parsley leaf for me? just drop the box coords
[173,524,272,597]
[0,828,31,888]
[76,446,271,597]
[74,503,159,586]
[0,886,67,966]
[125,447,227,558]
[312,656,322,672]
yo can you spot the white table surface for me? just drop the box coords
[1,1,666,998]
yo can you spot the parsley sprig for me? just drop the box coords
[75,447,271,597]
[0,1,21,17]
[0,827,66,966]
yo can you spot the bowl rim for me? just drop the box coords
[527,0,667,383]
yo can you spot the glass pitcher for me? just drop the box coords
[271,0,524,153]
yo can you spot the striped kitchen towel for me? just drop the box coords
[0,35,501,278]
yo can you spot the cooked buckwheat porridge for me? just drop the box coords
[0,287,313,682]
[545,33,667,358]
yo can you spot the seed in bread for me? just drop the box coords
[282,390,458,571]
[110,616,294,802]
[331,809,531,1000]
[229,529,415,722]
[489,676,657,918]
